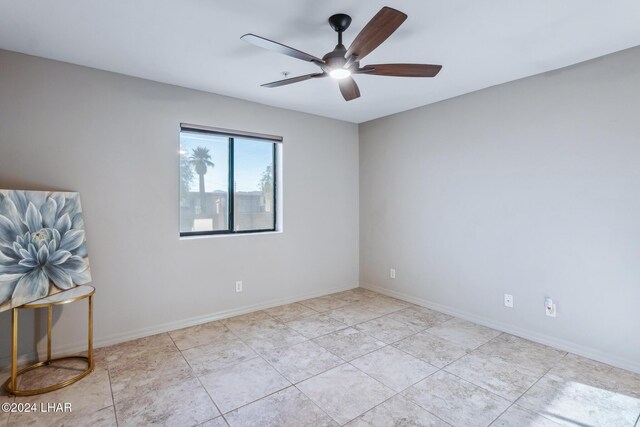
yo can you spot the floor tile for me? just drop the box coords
[489,405,561,426]
[297,364,395,425]
[199,357,290,413]
[476,335,566,374]
[393,332,469,368]
[225,386,337,427]
[0,367,15,397]
[104,333,177,367]
[182,339,258,376]
[109,351,194,403]
[331,289,378,304]
[260,341,343,383]
[445,352,545,401]
[285,314,348,339]
[78,346,109,368]
[227,315,300,342]
[356,297,411,315]
[0,400,8,427]
[355,316,423,344]
[8,368,114,426]
[240,325,307,353]
[299,295,350,312]
[313,328,386,361]
[115,377,219,426]
[1,404,9,427]
[345,395,450,427]
[516,363,640,426]
[403,370,510,427]
[8,405,117,427]
[73,406,118,427]
[387,306,453,330]
[225,320,289,341]
[426,318,502,350]
[18,357,99,391]
[264,303,318,322]
[326,305,382,326]
[351,346,438,392]
[222,311,275,333]
[350,288,380,297]
[169,320,235,351]
[13,367,112,410]
[548,353,640,399]
[200,417,229,427]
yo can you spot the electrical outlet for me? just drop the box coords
[545,297,556,317]
[235,281,243,293]
[390,268,396,279]
[504,294,513,308]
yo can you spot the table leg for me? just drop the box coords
[11,308,18,392]
[47,305,52,363]
[88,295,93,369]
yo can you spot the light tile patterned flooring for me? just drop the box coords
[1,288,639,426]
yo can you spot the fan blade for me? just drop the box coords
[261,73,326,88]
[241,34,324,64]
[345,7,407,62]
[358,64,442,77]
[338,77,361,101]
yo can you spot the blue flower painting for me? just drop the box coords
[0,190,91,311]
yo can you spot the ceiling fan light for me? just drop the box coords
[329,69,351,79]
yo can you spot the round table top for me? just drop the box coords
[21,285,95,308]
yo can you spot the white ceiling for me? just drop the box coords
[1,1,640,123]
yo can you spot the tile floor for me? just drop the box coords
[1,288,639,426]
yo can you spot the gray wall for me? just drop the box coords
[359,47,640,372]
[0,50,359,364]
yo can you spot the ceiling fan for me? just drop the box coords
[241,7,442,101]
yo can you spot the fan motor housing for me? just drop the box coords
[322,44,349,73]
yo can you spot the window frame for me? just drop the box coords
[179,124,279,237]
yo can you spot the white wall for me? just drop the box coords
[0,50,359,364]
[359,46,640,373]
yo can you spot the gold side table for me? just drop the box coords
[3,285,95,396]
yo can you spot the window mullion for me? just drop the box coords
[228,137,235,233]
[272,143,277,231]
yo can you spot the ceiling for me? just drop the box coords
[1,1,640,123]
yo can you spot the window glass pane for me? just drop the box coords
[233,138,275,231]
[180,131,229,233]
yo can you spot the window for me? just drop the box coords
[179,124,279,236]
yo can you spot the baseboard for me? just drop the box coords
[0,283,358,369]
[360,282,640,374]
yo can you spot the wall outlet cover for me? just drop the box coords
[504,294,514,308]
[545,297,556,317]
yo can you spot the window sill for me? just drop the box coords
[179,230,283,240]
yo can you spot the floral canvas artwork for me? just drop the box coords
[0,190,91,311]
